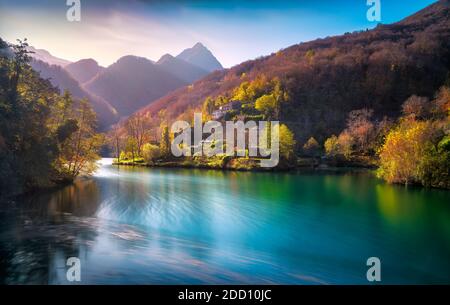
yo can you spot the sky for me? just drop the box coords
[0,0,438,68]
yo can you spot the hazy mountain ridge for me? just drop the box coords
[83,55,187,118]
[26,42,223,126]
[27,46,71,67]
[157,53,209,83]
[65,58,105,84]
[30,59,118,129]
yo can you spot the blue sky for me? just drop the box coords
[0,0,438,67]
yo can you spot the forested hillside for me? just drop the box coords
[137,0,450,144]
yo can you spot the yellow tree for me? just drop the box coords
[142,143,161,163]
[324,135,339,156]
[279,124,296,161]
[255,94,278,120]
[377,120,435,185]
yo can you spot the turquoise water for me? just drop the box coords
[0,158,449,284]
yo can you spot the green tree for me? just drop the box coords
[0,38,59,193]
[58,99,104,179]
[418,135,450,189]
[0,39,104,194]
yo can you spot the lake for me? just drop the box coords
[0,158,449,284]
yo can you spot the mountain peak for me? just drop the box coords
[65,58,104,84]
[176,43,223,72]
[192,42,206,49]
[117,55,147,63]
[74,58,100,65]
[157,53,175,64]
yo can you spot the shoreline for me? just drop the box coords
[111,156,377,173]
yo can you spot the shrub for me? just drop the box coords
[142,143,162,163]
[119,151,132,161]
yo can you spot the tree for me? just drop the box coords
[305,49,315,63]
[418,135,450,189]
[255,94,278,120]
[402,95,430,119]
[337,131,354,159]
[324,132,353,159]
[432,86,450,120]
[202,96,216,115]
[303,137,320,157]
[0,38,59,193]
[110,124,123,160]
[377,120,435,185]
[279,124,296,161]
[253,77,288,120]
[232,76,268,102]
[125,137,138,161]
[324,135,339,156]
[58,99,104,179]
[142,143,161,163]
[9,39,33,102]
[125,112,148,157]
[0,39,104,195]
[377,87,450,189]
[346,108,375,154]
[52,90,74,130]
[160,124,170,157]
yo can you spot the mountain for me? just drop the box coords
[84,55,186,117]
[135,0,450,143]
[27,46,71,67]
[65,58,104,84]
[30,59,118,130]
[176,42,223,72]
[22,42,223,126]
[157,53,209,83]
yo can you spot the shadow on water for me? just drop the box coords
[0,159,449,284]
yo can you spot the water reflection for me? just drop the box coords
[0,159,449,284]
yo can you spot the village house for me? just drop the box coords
[212,100,242,120]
